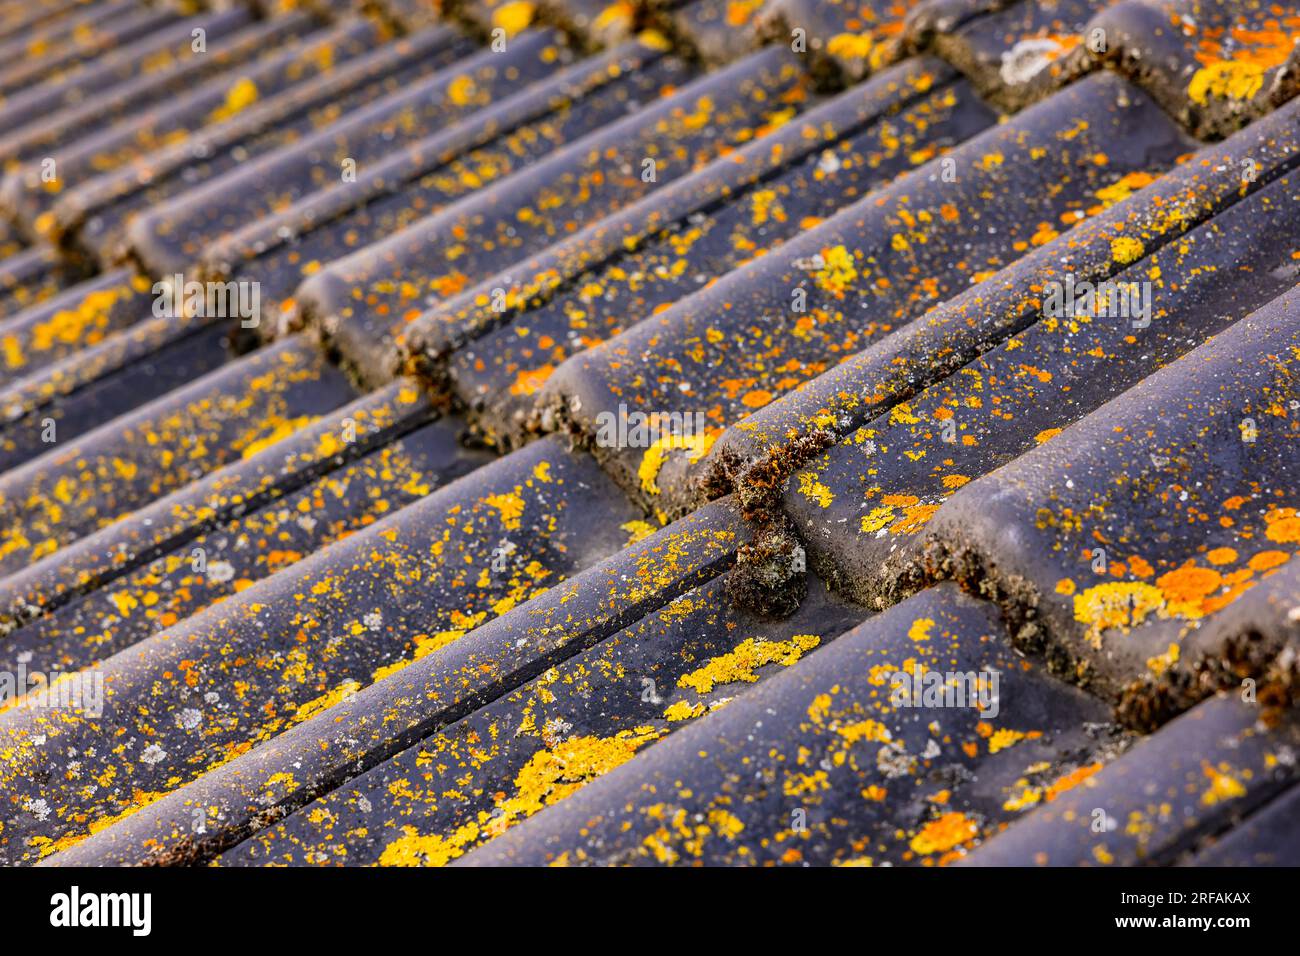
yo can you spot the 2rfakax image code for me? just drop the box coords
[0,0,1296,876]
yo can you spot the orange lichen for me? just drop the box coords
[909,812,977,855]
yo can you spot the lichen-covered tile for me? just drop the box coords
[1085,0,1300,138]
[0,10,323,171]
[40,499,748,865]
[0,379,436,632]
[0,335,357,575]
[201,36,696,354]
[457,583,1120,866]
[294,44,814,384]
[14,18,461,258]
[962,694,1300,865]
[0,5,257,143]
[540,0,639,50]
[543,71,1192,513]
[0,436,640,864]
[424,57,992,447]
[919,288,1300,702]
[219,572,864,865]
[659,0,767,65]
[705,92,1300,510]
[448,0,548,38]
[915,0,1106,109]
[0,270,156,385]
[0,306,238,473]
[0,0,179,100]
[126,29,575,277]
[0,411,491,681]
[756,0,917,85]
[788,167,1300,610]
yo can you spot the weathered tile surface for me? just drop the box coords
[787,167,1300,610]
[543,72,1192,513]
[459,583,1120,866]
[1085,0,1300,139]
[919,289,1300,701]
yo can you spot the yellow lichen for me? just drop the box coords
[1189,61,1265,105]
[679,635,820,694]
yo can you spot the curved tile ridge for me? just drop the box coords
[40,498,747,866]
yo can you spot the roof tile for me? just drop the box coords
[0,334,357,573]
[221,569,863,865]
[788,166,1300,609]
[1084,0,1300,138]
[0,0,1295,870]
[125,28,576,276]
[205,36,697,349]
[295,44,815,383]
[42,498,745,865]
[0,0,180,100]
[413,56,991,446]
[963,693,1300,865]
[0,269,154,383]
[542,71,1191,513]
[0,13,326,180]
[706,91,1300,505]
[0,435,639,863]
[459,583,1118,865]
[918,287,1300,701]
[35,17,464,258]
[0,6,258,141]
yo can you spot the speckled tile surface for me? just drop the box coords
[0,0,1296,871]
